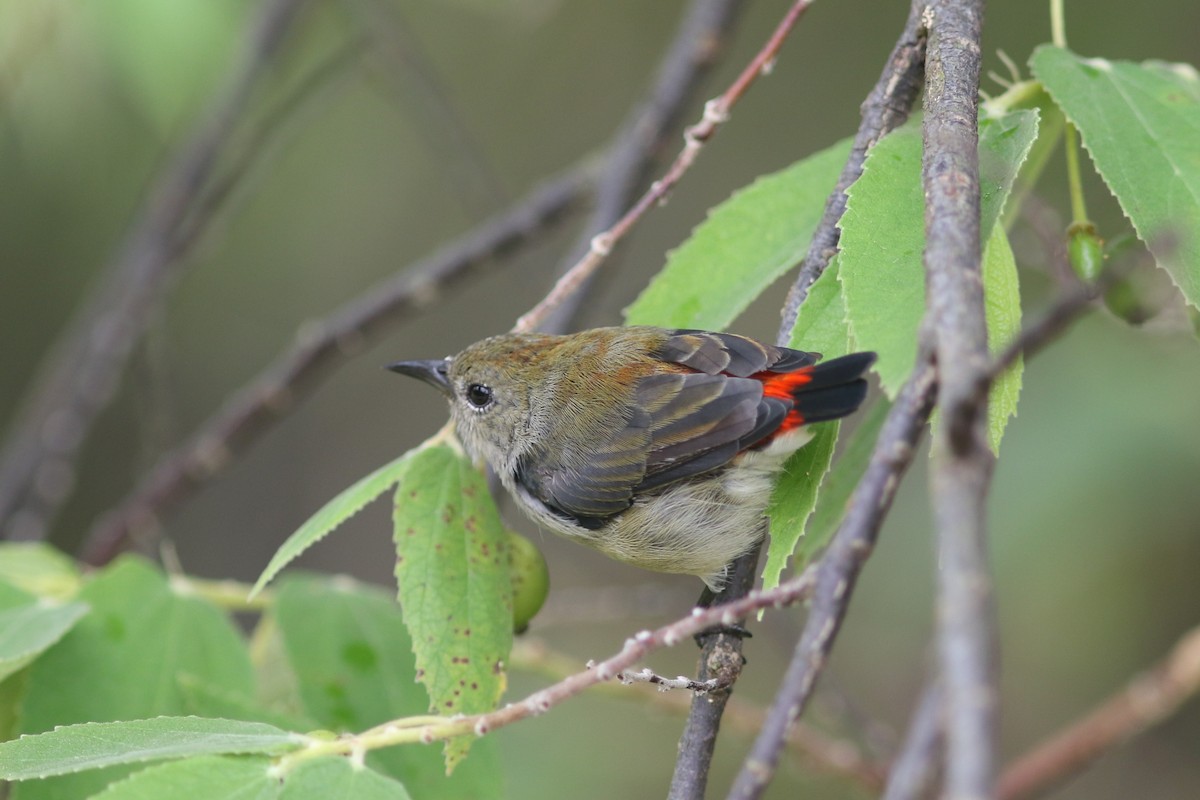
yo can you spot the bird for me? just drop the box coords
[390,326,875,591]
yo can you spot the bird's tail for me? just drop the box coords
[762,351,876,430]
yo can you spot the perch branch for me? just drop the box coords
[725,353,938,800]
[0,0,312,542]
[776,0,928,341]
[920,1,996,797]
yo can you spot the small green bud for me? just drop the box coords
[507,529,549,634]
[1067,222,1104,283]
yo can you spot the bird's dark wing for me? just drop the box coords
[514,330,817,528]
[655,330,821,376]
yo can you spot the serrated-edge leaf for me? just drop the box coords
[763,260,853,590]
[0,717,300,780]
[982,227,1023,453]
[839,111,1039,397]
[272,576,503,799]
[1031,46,1200,308]
[0,601,89,683]
[392,446,512,772]
[251,452,417,598]
[624,138,852,329]
[797,396,891,566]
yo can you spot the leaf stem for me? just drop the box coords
[1049,0,1091,227]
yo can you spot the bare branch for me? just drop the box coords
[510,637,886,793]
[515,0,816,334]
[920,1,996,796]
[670,541,762,800]
[725,354,938,800]
[79,164,593,565]
[0,0,312,542]
[998,624,1200,800]
[776,0,928,341]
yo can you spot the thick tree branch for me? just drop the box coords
[0,0,312,542]
[920,1,996,797]
[79,164,593,565]
[776,0,928,342]
[726,354,938,800]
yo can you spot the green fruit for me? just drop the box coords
[507,530,549,633]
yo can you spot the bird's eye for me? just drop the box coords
[465,383,494,409]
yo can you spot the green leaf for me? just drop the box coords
[0,544,82,600]
[281,756,413,800]
[0,717,297,780]
[763,260,852,590]
[624,138,852,328]
[252,452,417,598]
[1031,46,1200,308]
[982,227,1023,453]
[274,576,503,799]
[15,557,255,800]
[839,111,1040,398]
[87,756,279,800]
[797,396,891,567]
[393,445,512,772]
[0,600,89,683]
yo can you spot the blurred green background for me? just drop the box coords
[2,0,1199,797]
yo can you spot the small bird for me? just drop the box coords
[390,327,875,591]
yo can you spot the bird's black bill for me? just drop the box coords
[387,359,453,397]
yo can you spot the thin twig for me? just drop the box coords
[920,1,996,796]
[539,0,744,335]
[79,164,594,565]
[0,0,312,542]
[881,681,944,800]
[776,0,928,342]
[998,624,1200,800]
[270,568,820,772]
[509,637,887,793]
[725,354,938,800]
[515,0,816,334]
[615,668,720,694]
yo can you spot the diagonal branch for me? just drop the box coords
[515,0,816,334]
[776,0,928,342]
[920,1,996,796]
[0,0,312,543]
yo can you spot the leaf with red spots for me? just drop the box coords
[393,445,512,772]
